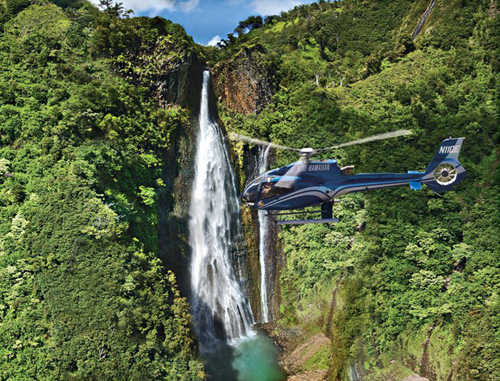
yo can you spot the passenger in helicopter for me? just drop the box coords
[260,182,290,199]
[261,183,272,197]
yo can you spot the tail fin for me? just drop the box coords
[424,138,466,192]
[426,137,464,173]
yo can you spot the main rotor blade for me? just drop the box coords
[316,129,413,152]
[228,132,299,151]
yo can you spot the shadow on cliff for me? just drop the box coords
[157,57,204,296]
[194,298,241,380]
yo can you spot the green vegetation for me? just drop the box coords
[0,1,203,379]
[2,0,500,378]
[215,0,500,379]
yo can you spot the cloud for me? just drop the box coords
[223,0,306,16]
[178,0,200,12]
[90,0,200,14]
[89,0,309,18]
[249,0,303,15]
[207,35,221,46]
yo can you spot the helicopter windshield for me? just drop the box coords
[242,182,259,202]
[260,181,293,199]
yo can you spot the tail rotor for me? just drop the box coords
[433,163,458,186]
[424,138,466,192]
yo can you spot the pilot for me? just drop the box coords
[261,183,272,197]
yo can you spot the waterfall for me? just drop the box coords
[257,146,271,323]
[348,363,362,381]
[188,70,284,381]
[189,70,254,351]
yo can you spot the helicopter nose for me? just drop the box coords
[242,183,259,206]
[241,188,254,203]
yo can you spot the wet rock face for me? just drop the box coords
[157,60,205,297]
[212,45,278,115]
[211,44,282,321]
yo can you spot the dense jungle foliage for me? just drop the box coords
[215,0,500,379]
[0,0,204,379]
[2,0,500,379]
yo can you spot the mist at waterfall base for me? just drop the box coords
[188,70,283,380]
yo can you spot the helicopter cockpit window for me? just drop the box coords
[260,182,293,199]
[242,183,259,202]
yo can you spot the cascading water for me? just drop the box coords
[257,146,271,323]
[189,70,283,381]
[190,70,253,346]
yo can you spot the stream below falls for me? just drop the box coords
[188,70,284,380]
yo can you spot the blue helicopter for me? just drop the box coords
[232,130,466,225]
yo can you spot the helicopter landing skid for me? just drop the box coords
[276,218,339,225]
[268,202,338,225]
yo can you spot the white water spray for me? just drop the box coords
[257,145,271,323]
[189,71,254,349]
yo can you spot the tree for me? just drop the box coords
[98,0,130,18]
[234,15,263,36]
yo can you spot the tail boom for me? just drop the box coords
[330,137,466,196]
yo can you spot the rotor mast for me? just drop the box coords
[299,148,316,164]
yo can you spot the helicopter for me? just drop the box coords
[230,130,466,225]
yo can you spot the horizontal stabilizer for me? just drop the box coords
[408,170,424,190]
[409,180,422,190]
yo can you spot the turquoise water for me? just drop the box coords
[232,333,285,381]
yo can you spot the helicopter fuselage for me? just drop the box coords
[242,137,466,214]
[242,160,429,210]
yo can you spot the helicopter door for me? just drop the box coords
[260,182,293,199]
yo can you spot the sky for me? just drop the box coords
[105,0,317,45]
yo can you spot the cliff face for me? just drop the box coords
[212,45,277,115]
[98,15,207,295]
[211,43,282,322]
[157,59,205,295]
[106,16,202,110]
[236,146,283,323]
